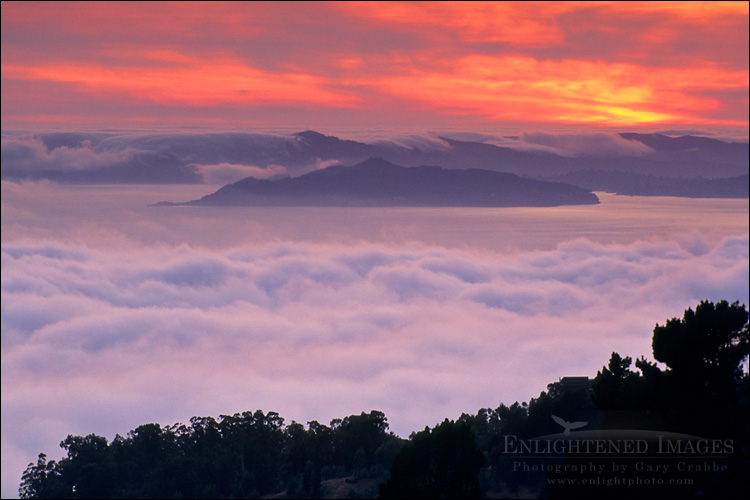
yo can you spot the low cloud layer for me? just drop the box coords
[2,180,748,497]
[2,130,747,187]
[0,134,132,172]
[192,163,289,184]
[518,132,655,157]
[2,234,748,496]
[0,132,302,182]
[434,130,658,157]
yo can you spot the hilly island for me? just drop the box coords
[163,158,600,207]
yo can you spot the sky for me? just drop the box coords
[1,1,748,132]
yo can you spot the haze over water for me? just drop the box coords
[3,184,747,250]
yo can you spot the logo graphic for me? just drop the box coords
[551,415,588,435]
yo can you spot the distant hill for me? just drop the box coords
[176,158,600,207]
[3,130,747,188]
[544,171,750,198]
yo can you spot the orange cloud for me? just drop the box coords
[366,55,748,126]
[338,1,747,39]
[2,1,747,129]
[0,1,268,41]
[335,57,364,70]
[334,1,747,49]
[601,1,748,20]
[335,1,582,46]
[2,56,359,108]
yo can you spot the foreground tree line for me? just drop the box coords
[20,300,749,499]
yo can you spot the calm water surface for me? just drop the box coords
[3,185,747,250]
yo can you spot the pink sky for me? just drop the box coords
[1,1,748,131]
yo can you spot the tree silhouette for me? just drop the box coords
[586,300,750,498]
[653,300,749,402]
[379,419,484,499]
[19,454,65,499]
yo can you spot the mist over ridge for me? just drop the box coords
[2,130,747,198]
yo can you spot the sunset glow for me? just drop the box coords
[2,1,747,130]
[2,3,749,498]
